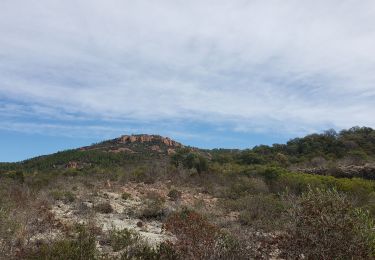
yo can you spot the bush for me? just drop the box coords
[238,195,285,230]
[167,189,182,201]
[171,149,209,174]
[262,167,283,183]
[0,205,18,258]
[164,209,245,259]
[26,225,97,260]
[108,227,178,259]
[164,209,219,259]
[8,171,25,183]
[94,202,113,214]
[131,167,156,184]
[121,241,178,260]
[282,188,375,259]
[121,192,131,200]
[109,228,140,252]
[224,177,268,199]
[50,190,76,203]
[27,172,55,190]
[139,192,166,220]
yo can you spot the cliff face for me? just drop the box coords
[79,134,185,156]
[118,134,183,148]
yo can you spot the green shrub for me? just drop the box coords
[63,169,80,177]
[0,205,18,258]
[222,194,286,231]
[164,209,245,259]
[282,188,375,259]
[50,190,76,203]
[108,228,178,259]
[26,225,97,260]
[262,167,283,183]
[224,177,268,199]
[121,192,131,200]
[109,228,140,252]
[167,189,182,201]
[238,194,285,230]
[120,240,177,260]
[27,172,55,190]
[275,171,375,198]
[94,202,113,214]
[171,149,209,174]
[131,167,156,184]
[139,192,165,220]
[8,171,25,183]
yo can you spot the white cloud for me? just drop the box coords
[0,0,375,136]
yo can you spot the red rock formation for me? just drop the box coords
[66,161,78,169]
[139,135,154,142]
[118,134,183,147]
[120,135,137,143]
[167,148,176,155]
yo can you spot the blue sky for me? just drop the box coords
[1,0,375,162]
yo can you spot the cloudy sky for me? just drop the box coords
[1,0,375,161]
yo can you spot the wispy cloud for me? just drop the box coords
[0,0,375,138]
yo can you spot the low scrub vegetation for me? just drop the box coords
[2,127,375,259]
[281,188,375,259]
[94,202,114,214]
[167,189,182,201]
[139,192,166,220]
[50,190,76,203]
[164,209,246,259]
[25,225,97,260]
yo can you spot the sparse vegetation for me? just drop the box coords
[25,225,97,260]
[50,190,76,203]
[1,129,375,259]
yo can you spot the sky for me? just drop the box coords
[1,0,375,162]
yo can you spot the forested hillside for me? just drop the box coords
[211,126,375,179]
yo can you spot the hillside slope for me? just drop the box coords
[1,127,375,179]
[2,128,375,259]
[0,134,188,172]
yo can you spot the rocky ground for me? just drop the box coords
[31,180,223,257]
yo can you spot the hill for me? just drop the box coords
[211,126,375,179]
[1,127,375,180]
[2,127,375,259]
[0,134,198,173]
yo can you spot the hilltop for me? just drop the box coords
[80,134,184,154]
[0,134,205,172]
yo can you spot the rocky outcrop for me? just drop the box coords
[151,145,162,152]
[66,161,79,169]
[167,148,176,155]
[120,135,138,143]
[118,134,183,148]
